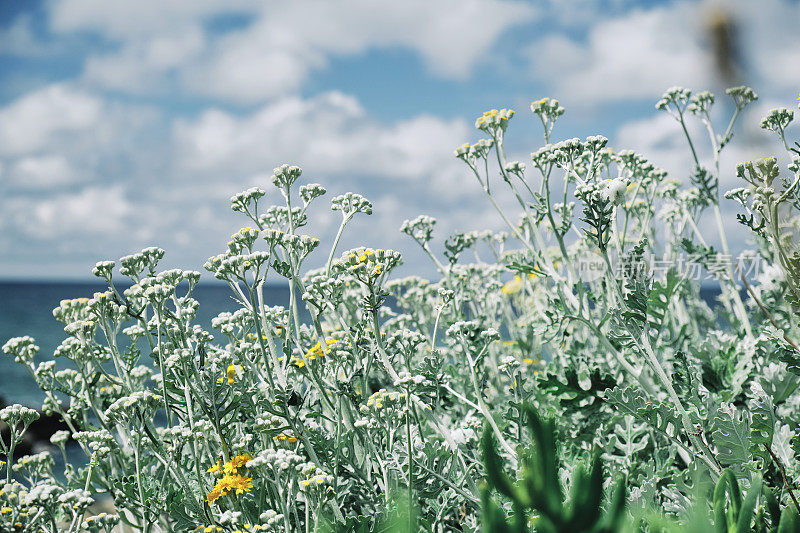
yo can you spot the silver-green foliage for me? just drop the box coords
[1,87,800,532]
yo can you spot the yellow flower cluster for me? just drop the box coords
[217,364,243,384]
[1,506,24,529]
[350,248,382,276]
[501,275,524,295]
[291,338,337,368]
[206,454,254,504]
[531,97,550,109]
[206,474,253,504]
[272,433,298,443]
[207,453,252,475]
[501,274,538,295]
[231,227,256,239]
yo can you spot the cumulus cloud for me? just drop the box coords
[169,90,493,275]
[0,84,489,278]
[83,27,205,92]
[48,0,260,39]
[0,85,102,156]
[3,0,795,280]
[8,155,77,189]
[0,15,64,58]
[52,0,536,102]
[28,185,133,237]
[173,91,471,191]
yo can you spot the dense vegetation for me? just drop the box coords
[2,87,800,532]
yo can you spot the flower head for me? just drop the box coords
[207,474,254,504]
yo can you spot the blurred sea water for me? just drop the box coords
[0,281,291,408]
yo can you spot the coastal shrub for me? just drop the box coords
[1,86,800,532]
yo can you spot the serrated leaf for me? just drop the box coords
[646,268,681,342]
[749,382,777,462]
[711,403,752,467]
[772,422,797,477]
[608,415,649,470]
[604,385,682,440]
[761,362,800,404]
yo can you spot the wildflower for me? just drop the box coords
[206,486,224,505]
[227,475,254,495]
[223,454,253,475]
[501,275,524,295]
[331,192,372,216]
[272,433,298,443]
[206,474,253,504]
[307,339,337,359]
[475,108,514,133]
[600,177,628,205]
[218,364,243,384]
[2,337,40,364]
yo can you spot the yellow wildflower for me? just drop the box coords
[206,474,253,504]
[307,339,337,358]
[229,475,254,495]
[223,454,253,475]
[501,275,524,295]
[217,364,242,384]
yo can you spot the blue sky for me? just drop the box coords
[0,0,798,280]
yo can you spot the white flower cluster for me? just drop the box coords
[247,448,303,472]
[105,390,160,421]
[297,462,333,492]
[2,336,40,364]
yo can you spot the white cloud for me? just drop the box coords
[737,0,800,93]
[0,85,102,156]
[83,27,205,92]
[0,84,489,277]
[0,15,63,58]
[8,185,132,239]
[174,91,471,189]
[166,91,498,276]
[9,155,76,189]
[528,2,711,105]
[54,0,536,102]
